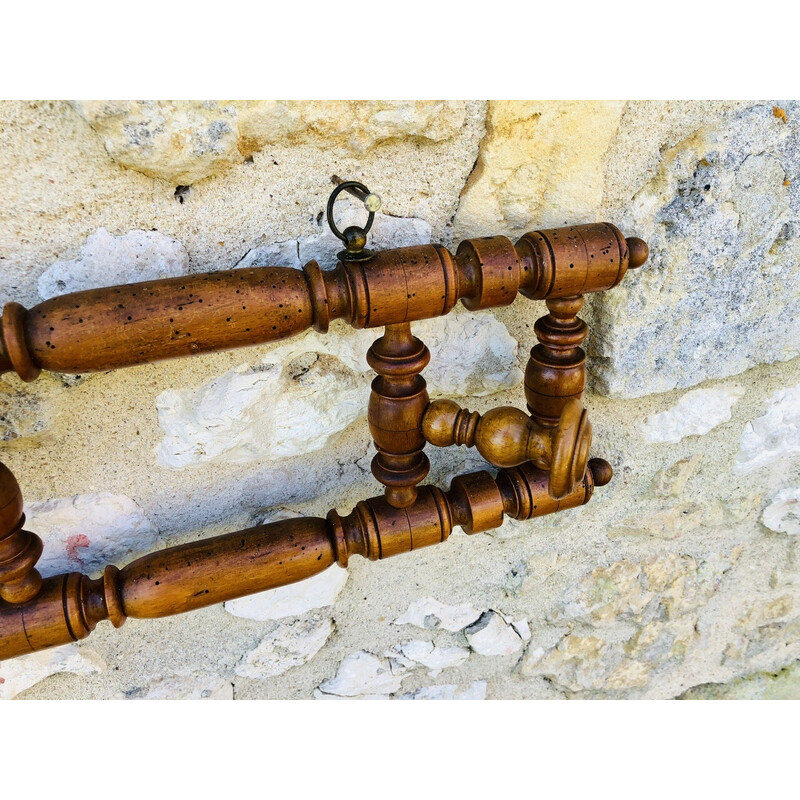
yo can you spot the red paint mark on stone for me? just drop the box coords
[0,677,5,684]
[66,534,91,564]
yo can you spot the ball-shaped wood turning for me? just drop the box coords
[422,398,592,499]
[626,237,649,269]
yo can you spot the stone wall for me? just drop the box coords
[1,99,798,700]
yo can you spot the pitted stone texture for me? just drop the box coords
[73,101,242,185]
[394,597,482,632]
[26,492,161,575]
[317,651,407,697]
[641,386,744,444]
[679,660,800,699]
[122,673,233,700]
[608,495,759,541]
[591,102,800,398]
[453,101,626,239]
[524,552,737,695]
[156,311,521,468]
[237,101,467,157]
[75,101,468,185]
[37,228,188,300]
[722,596,800,668]
[0,377,53,441]
[761,488,800,535]
[235,617,334,679]
[735,384,800,473]
[399,681,487,700]
[0,645,105,700]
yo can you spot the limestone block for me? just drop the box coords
[237,101,468,157]
[26,492,161,575]
[722,596,800,667]
[526,552,737,694]
[453,101,626,239]
[388,640,470,677]
[37,228,188,300]
[399,681,487,700]
[394,597,482,632]
[735,384,800,473]
[0,644,105,701]
[641,386,744,444]
[235,617,334,679]
[73,101,242,186]
[74,101,468,186]
[156,356,368,468]
[123,674,233,700]
[464,611,524,656]
[225,559,347,620]
[761,488,800,535]
[316,651,407,697]
[591,103,800,397]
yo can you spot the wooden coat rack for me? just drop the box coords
[0,181,648,661]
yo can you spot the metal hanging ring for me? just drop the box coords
[326,181,375,243]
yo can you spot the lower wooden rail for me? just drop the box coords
[0,459,610,661]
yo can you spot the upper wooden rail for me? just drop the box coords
[0,224,647,381]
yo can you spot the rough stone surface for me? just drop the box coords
[26,493,161,575]
[761,488,800,535]
[399,681,487,700]
[156,310,520,468]
[74,101,469,186]
[235,617,334,679]
[0,645,105,700]
[591,102,800,397]
[317,651,406,697]
[454,101,626,239]
[524,552,738,695]
[641,386,744,444]
[394,597,482,632]
[464,611,524,657]
[679,660,800,699]
[226,565,348,621]
[389,640,470,677]
[122,674,233,700]
[735,384,800,473]
[37,228,188,299]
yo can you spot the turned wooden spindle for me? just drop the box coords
[0,458,613,661]
[1,225,647,383]
[0,462,43,604]
[422,397,591,499]
[367,323,430,508]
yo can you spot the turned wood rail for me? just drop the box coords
[0,182,648,661]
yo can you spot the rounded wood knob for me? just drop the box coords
[626,237,649,269]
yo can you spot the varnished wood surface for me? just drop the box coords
[0,459,611,660]
[0,226,647,382]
